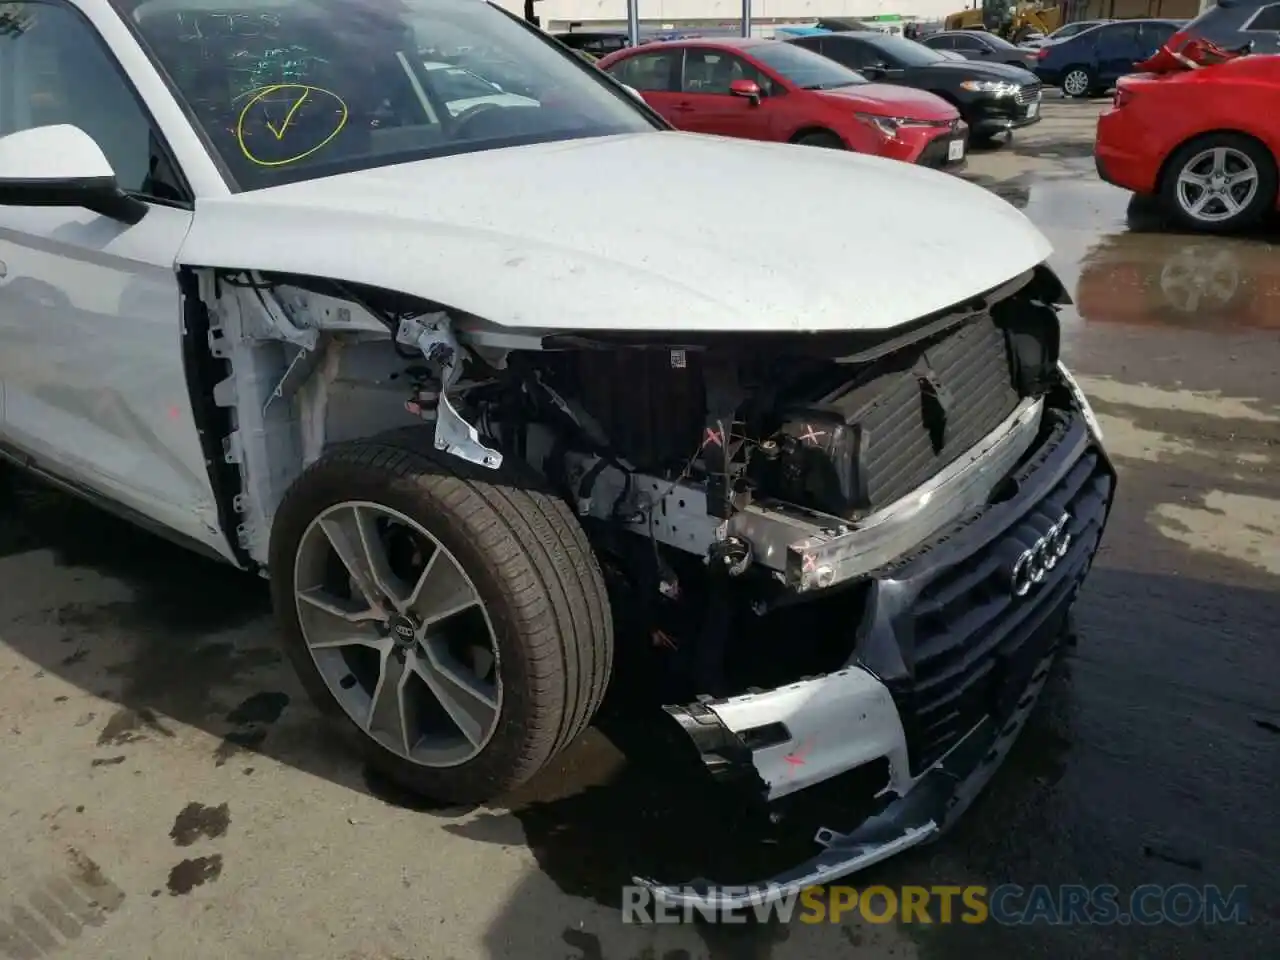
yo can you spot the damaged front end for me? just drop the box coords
[648,394,1111,906]
[190,256,1113,900]
[515,268,1115,906]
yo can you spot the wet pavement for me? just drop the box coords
[0,99,1277,960]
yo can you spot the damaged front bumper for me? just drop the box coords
[639,393,1115,909]
[644,652,1057,908]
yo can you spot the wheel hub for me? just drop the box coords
[389,613,420,649]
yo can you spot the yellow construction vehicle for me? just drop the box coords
[943,0,1063,41]
[943,6,986,30]
[1008,1,1063,41]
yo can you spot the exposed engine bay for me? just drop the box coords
[189,263,1068,705]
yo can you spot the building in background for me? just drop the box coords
[509,0,1205,34]
[505,0,965,32]
[1060,0,1201,20]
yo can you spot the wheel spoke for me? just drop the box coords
[351,506,416,613]
[1226,168,1256,187]
[1178,171,1208,188]
[1211,147,1228,176]
[319,508,390,614]
[415,638,498,747]
[297,587,388,650]
[408,550,479,627]
[366,646,415,755]
[1188,192,1214,215]
[298,587,384,623]
[1219,191,1243,215]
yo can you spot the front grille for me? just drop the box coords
[915,135,955,168]
[1014,82,1042,105]
[882,414,1114,774]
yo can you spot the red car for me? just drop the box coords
[597,38,968,168]
[1095,40,1280,232]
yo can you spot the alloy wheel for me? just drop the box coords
[1062,70,1089,96]
[292,501,502,767]
[1175,147,1260,225]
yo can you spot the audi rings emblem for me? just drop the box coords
[1009,513,1072,597]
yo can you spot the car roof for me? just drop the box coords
[617,36,770,51]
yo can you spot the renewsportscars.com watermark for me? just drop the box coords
[623,884,1251,926]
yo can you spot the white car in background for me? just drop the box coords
[0,0,1113,907]
[1020,18,1112,49]
[421,60,539,115]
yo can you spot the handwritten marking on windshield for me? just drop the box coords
[265,87,308,140]
[234,83,347,167]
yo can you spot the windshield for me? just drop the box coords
[1051,21,1095,39]
[120,0,656,190]
[749,41,866,89]
[980,31,1022,50]
[860,34,948,66]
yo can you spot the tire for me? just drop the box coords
[268,428,613,805]
[1060,66,1093,98]
[1159,133,1278,234]
[795,131,846,149]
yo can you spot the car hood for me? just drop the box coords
[179,131,1050,334]
[815,82,957,119]
[918,59,1041,82]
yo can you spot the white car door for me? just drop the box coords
[0,1,220,548]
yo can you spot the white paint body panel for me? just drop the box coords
[177,131,1052,334]
[706,664,913,801]
[0,205,228,553]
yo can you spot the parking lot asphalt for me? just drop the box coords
[1,99,1277,960]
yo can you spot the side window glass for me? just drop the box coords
[681,52,775,97]
[1247,4,1280,29]
[928,34,954,49]
[953,35,984,50]
[1103,25,1138,48]
[0,1,185,201]
[682,49,739,95]
[611,52,677,92]
[845,41,878,68]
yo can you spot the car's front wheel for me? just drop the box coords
[268,430,614,805]
[795,131,846,149]
[1060,66,1093,98]
[1160,133,1277,233]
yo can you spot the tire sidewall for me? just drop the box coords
[798,131,846,149]
[268,452,544,802]
[1160,134,1278,233]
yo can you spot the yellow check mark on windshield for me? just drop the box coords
[264,89,309,140]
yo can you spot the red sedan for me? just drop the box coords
[597,38,968,168]
[1095,42,1280,232]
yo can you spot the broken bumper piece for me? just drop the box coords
[637,645,1060,910]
